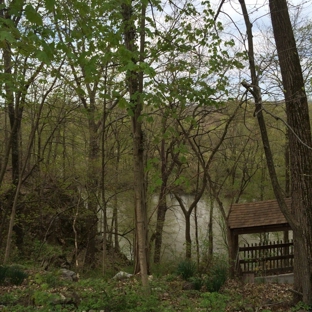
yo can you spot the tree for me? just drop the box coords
[235,0,312,303]
[54,0,104,267]
[0,0,259,278]
[269,0,312,304]
[121,0,150,289]
[148,111,184,264]
[172,103,241,259]
[144,0,243,263]
[0,0,57,262]
[120,0,238,280]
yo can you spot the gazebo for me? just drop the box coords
[228,198,293,276]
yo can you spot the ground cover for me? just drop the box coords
[0,266,307,311]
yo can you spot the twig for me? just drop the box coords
[288,288,303,297]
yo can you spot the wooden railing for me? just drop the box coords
[237,240,294,275]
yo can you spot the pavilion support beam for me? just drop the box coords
[229,230,239,277]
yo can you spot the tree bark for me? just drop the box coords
[153,183,168,263]
[152,128,176,263]
[269,0,312,304]
[122,0,149,289]
[185,213,192,259]
[152,115,182,263]
[207,193,214,262]
[84,108,99,268]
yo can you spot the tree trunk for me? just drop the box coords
[153,134,170,264]
[283,128,290,245]
[269,0,312,304]
[194,160,200,266]
[101,101,108,276]
[112,191,120,253]
[208,194,214,262]
[185,212,192,259]
[194,204,200,266]
[1,8,22,261]
[153,185,167,263]
[174,193,199,260]
[152,116,179,264]
[84,110,99,268]
[122,0,149,289]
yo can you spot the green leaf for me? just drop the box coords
[146,115,154,122]
[0,31,16,43]
[25,4,43,26]
[44,0,55,11]
[118,97,128,109]
[35,50,49,64]
[8,0,23,16]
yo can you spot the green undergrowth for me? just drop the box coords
[0,269,235,312]
[0,265,296,312]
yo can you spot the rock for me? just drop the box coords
[51,290,80,308]
[112,271,133,280]
[59,269,79,282]
[151,287,163,291]
[182,281,197,290]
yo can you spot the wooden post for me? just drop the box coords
[229,230,239,277]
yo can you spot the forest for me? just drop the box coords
[0,0,312,310]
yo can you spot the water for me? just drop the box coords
[99,194,291,261]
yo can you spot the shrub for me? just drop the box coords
[189,276,204,290]
[176,259,197,280]
[205,257,228,292]
[0,266,8,284]
[0,265,27,286]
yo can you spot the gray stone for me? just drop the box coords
[112,271,133,280]
[59,269,79,282]
[51,290,80,308]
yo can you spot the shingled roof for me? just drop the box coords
[228,198,291,230]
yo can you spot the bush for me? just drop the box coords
[0,265,27,286]
[205,257,228,292]
[176,259,197,280]
[0,266,7,284]
[189,276,204,290]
